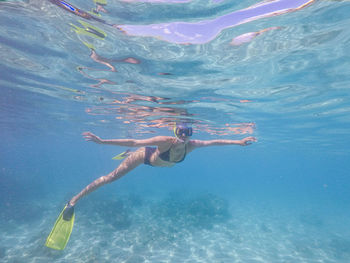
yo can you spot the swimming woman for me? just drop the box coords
[45,123,256,250]
[63,123,256,217]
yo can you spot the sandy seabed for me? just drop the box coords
[1,194,350,263]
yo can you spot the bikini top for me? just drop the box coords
[159,144,187,163]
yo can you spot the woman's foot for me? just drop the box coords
[63,202,75,221]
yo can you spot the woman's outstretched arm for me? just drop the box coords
[189,136,257,149]
[82,131,173,147]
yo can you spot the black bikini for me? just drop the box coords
[159,144,187,163]
[144,147,157,166]
[144,145,187,166]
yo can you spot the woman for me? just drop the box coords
[63,123,257,219]
[45,123,257,250]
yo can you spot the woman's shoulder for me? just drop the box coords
[153,135,175,142]
[186,140,201,152]
[154,136,175,150]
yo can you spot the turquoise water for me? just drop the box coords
[1,0,350,262]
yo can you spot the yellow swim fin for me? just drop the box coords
[94,0,107,4]
[45,204,75,250]
[112,149,131,160]
[70,20,107,40]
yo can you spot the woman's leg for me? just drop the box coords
[69,147,145,206]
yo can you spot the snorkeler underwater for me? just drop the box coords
[1,0,350,262]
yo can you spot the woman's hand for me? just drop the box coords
[82,132,104,144]
[239,136,257,146]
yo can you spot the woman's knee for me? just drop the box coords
[96,171,116,185]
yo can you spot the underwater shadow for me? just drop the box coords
[151,192,231,230]
[299,212,324,228]
[0,201,44,226]
[78,194,143,231]
[329,237,350,260]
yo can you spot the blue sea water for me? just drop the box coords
[1,0,350,262]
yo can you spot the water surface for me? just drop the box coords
[1,0,350,262]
